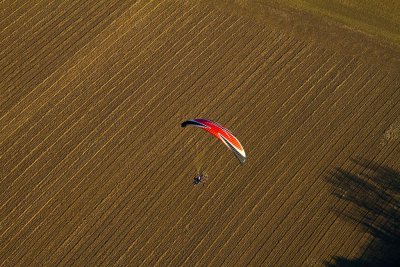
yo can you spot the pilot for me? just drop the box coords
[193,175,202,185]
[193,172,208,185]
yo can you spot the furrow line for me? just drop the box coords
[201,50,341,266]
[0,1,183,189]
[1,1,126,113]
[183,53,354,266]
[256,65,381,264]
[0,0,152,132]
[0,0,82,67]
[166,40,312,266]
[0,9,238,266]
[0,0,205,253]
[142,36,308,266]
[271,75,398,265]
[293,89,400,266]
[0,1,183,228]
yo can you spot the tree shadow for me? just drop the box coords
[324,159,400,267]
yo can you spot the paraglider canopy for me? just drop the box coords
[181,118,246,164]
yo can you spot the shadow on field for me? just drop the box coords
[324,159,400,267]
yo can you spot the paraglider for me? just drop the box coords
[181,118,246,165]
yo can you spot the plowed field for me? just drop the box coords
[1,0,399,266]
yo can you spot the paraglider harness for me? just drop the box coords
[193,171,208,185]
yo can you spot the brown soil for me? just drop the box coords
[1,0,399,266]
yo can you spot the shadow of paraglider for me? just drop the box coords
[324,159,400,267]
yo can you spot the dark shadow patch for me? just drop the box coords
[324,159,400,267]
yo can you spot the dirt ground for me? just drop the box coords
[1,0,399,266]
[273,0,400,47]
